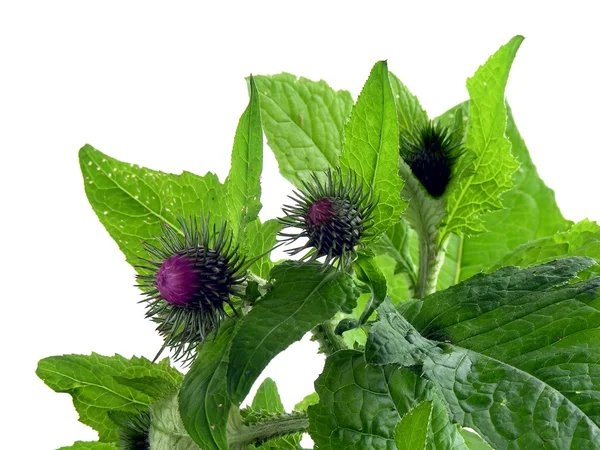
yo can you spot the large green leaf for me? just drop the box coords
[253,73,353,187]
[393,258,600,448]
[79,145,227,270]
[395,401,432,450]
[36,354,182,442]
[149,394,200,450]
[227,262,358,405]
[58,443,117,450]
[225,75,263,239]
[179,321,237,450]
[437,104,570,288]
[307,350,466,449]
[441,36,522,240]
[493,219,600,273]
[340,61,406,238]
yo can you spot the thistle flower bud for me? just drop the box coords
[279,169,375,268]
[136,217,245,363]
[109,410,151,450]
[400,120,463,197]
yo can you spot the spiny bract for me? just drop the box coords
[400,120,463,197]
[136,216,245,363]
[279,169,375,269]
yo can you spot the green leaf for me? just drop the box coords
[493,219,600,274]
[253,73,353,187]
[36,354,182,442]
[441,36,523,240]
[340,61,406,238]
[242,218,281,279]
[459,429,493,450]
[354,255,387,325]
[58,443,117,450]
[112,375,178,399]
[389,72,428,135]
[307,350,465,449]
[149,394,200,450]
[294,393,319,412]
[251,378,285,414]
[228,262,358,405]
[437,103,570,288]
[225,75,263,239]
[397,257,600,448]
[79,145,227,270]
[395,401,432,450]
[179,320,237,450]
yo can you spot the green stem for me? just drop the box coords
[415,232,448,298]
[311,321,347,355]
[228,412,309,448]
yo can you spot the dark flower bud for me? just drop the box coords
[109,409,151,450]
[279,169,375,268]
[400,120,463,197]
[136,217,245,363]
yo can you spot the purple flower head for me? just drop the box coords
[306,198,334,227]
[156,254,198,307]
[136,217,246,363]
[279,169,376,268]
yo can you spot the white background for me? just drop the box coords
[1,1,599,449]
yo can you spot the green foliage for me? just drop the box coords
[36,354,181,442]
[395,401,432,450]
[340,60,407,238]
[253,73,353,187]
[227,262,358,404]
[179,321,237,450]
[225,75,264,239]
[441,36,523,240]
[43,35,600,450]
[79,144,228,271]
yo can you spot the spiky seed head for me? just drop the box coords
[279,169,376,268]
[400,120,463,197]
[136,216,245,363]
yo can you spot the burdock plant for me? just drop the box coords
[38,36,600,450]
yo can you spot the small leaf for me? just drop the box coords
[340,61,406,238]
[58,443,117,450]
[294,393,319,412]
[227,262,358,405]
[179,321,237,450]
[251,378,284,414]
[36,354,182,442]
[253,73,353,187]
[242,219,281,278]
[395,401,432,450]
[441,36,523,240]
[389,72,428,135]
[79,145,227,271]
[354,255,388,325]
[112,375,178,399]
[459,429,493,450]
[225,75,263,239]
[149,394,200,450]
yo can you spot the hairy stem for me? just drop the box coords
[415,232,448,298]
[228,412,309,448]
[311,321,347,355]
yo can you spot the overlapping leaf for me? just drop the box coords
[441,36,523,240]
[340,61,406,238]
[79,145,227,270]
[36,354,181,442]
[253,73,353,187]
[228,262,358,404]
